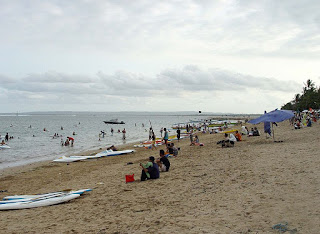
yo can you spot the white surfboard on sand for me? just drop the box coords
[0,193,80,210]
[2,189,92,201]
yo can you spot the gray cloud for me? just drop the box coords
[1,0,319,58]
[0,66,300,100]
[159,66,299,92]
[23,71,96,83]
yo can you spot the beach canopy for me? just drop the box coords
[248,109,294,124]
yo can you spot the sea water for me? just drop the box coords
[0,112,204,170]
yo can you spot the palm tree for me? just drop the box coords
[294,93,300,104]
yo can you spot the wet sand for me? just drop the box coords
[0,122,319,233]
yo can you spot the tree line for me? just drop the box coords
[281,79,320,111]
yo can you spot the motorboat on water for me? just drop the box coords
[103,119,125,124]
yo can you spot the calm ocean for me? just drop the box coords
[0,112,205,170]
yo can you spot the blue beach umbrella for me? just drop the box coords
[248,109,294,141]
[248,109,294,124]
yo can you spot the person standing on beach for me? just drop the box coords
[5,133,9,142]
[151,130,156,150]
[111,128,114,136]
[189,129,193,144]
[163,128,169,145]
[149,127,153,140]
[176,127,181,142]
[122,128,126,140]
[160,127,163,137]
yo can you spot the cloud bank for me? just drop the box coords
[0,66,301,113]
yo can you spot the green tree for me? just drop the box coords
[282,79,319,111]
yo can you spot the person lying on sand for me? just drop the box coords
[107,145,118,151]
[140,156,160,181]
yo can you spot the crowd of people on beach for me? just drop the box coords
[291,110,318,129]
[138,125,182,181]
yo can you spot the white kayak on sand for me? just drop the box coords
[53,149,134,162]
[3,189,92,201]
[95,149,135,157]
[53,154,101,162]
[0,193,80,210]
[0,145,10,149]
[53,155,85,163]
[69,155,101,159]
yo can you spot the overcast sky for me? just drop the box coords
[0,0,319,114]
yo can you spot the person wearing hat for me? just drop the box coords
[140,156,160,181]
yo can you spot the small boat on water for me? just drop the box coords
[103,119,125,124]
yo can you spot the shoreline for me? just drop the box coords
[0,138,141,178]
[1,121,319,233]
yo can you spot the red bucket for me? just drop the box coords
[125,174,135,183]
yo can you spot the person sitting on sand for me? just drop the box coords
[253,127,260,136]
[241,126,248,135]
[307,118,312,127]
[294,120,301,129]
[107,145,118,151]
[235,131,242,141]
[140,156,160,181]
[190,135,199,146]
[229,133,237,142]
[220,133,235,148]
[171,143,178,157]
[166,143,174,155]
[1,140,6,145]
[156,149,170,172]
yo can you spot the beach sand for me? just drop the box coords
[0,122,319,233]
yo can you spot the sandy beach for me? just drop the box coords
[0,121,319,233]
